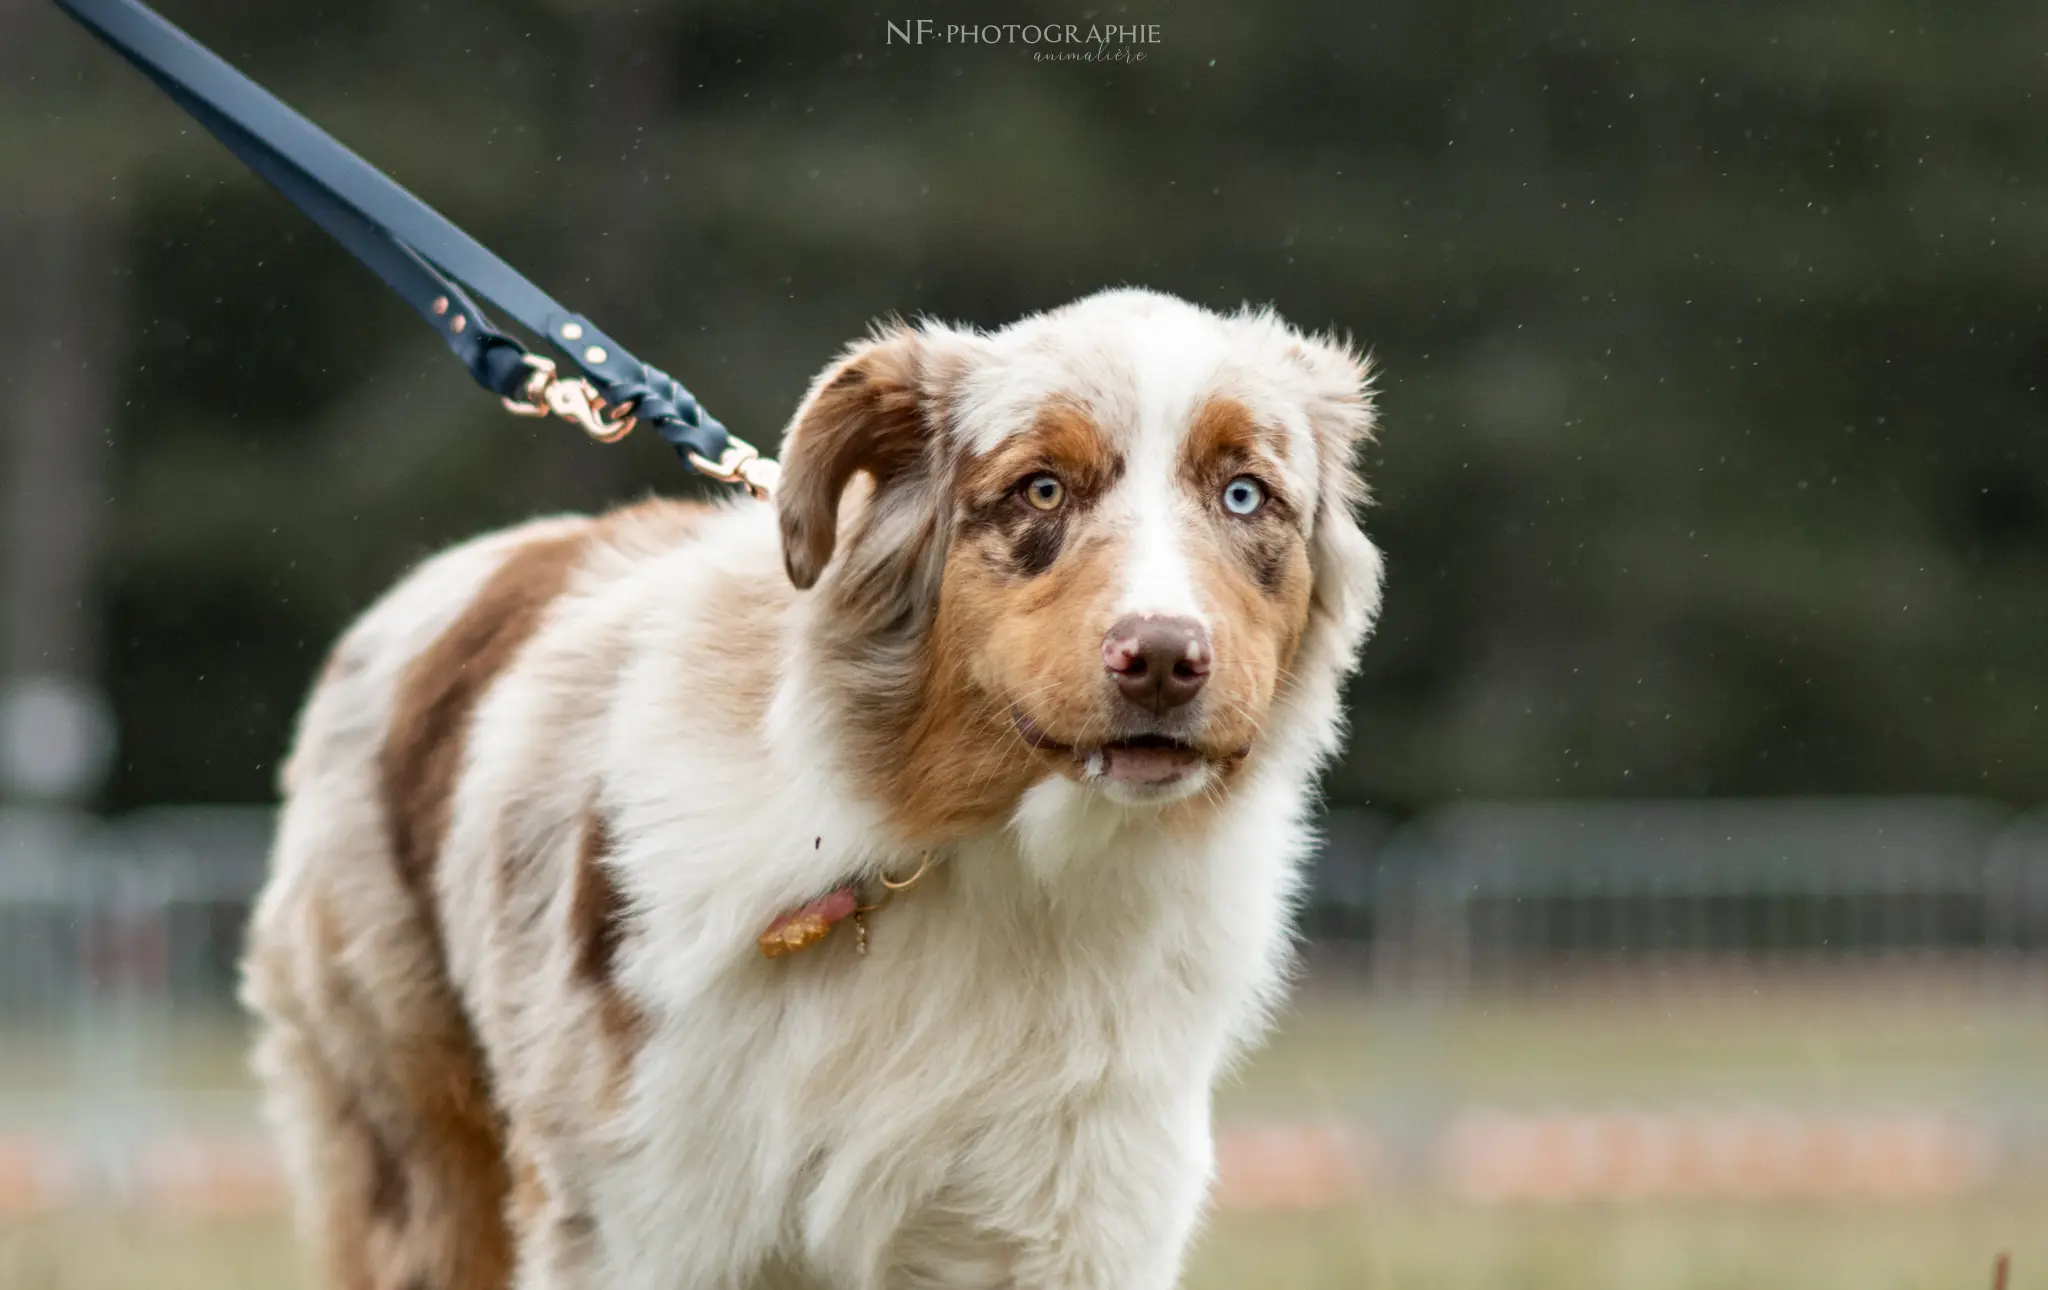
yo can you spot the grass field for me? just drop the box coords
[1229,962,2048,1116]
[2,1196,2037,1290]
[1189,1198,2036,1290]
[10,963,2044,1123]
[2,962,2043,1287]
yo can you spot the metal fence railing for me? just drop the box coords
[1308,798,2048,981]
[5,798,2048,1209]
[0,806,269,1017]
[4,798,2048,1019]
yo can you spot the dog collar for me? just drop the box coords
[757,852,939,959]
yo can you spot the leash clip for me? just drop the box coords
[688,438,782,501]
[503,355,635,444]
[504,354,783,499]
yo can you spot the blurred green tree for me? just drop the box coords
[4,0,2041,811]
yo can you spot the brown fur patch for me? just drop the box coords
[507,1141,550,1236]
[371,1003,516,1290]
[569,811,641,1050]
[777,332,931,589]
[363,530,587,1290]
[957,405,1125,580]
[261,881,517,1290]
[1179,396,1312,598]
[867,608,1041,840]
[360,1099,409,1222]
[956,404,1124,506]
[1181,402,1315,729]
[1183,397,1287,471]
[943,412,1128,759]
[381,529,589,940]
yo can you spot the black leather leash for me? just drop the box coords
[52,0,779,497]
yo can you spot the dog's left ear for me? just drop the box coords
[1289,334,1386,658]
[776,319,982,594]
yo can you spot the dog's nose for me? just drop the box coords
[1102,615,1211,713]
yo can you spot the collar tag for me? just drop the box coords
[757,886,860,958]
[757,853,940,960]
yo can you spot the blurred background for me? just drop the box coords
[2,0,2045,1286]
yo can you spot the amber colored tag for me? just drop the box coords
[758,886,861,958]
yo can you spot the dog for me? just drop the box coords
[241,287,1384,1290]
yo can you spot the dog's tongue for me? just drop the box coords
[1099,742,1202,786]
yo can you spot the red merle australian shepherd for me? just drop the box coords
[243,288,1385,1290]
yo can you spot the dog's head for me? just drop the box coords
[778,289,1382,836]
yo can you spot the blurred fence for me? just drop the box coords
[5,798,2048,1210]
[1304,798,2048,984]
[4,797,2048,1017]
[0,807,269,1018]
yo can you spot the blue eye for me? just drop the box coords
[1222,476,1266,516]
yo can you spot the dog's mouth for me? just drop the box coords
[1011,709,1242,790]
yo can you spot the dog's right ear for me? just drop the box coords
[775,321,978,590]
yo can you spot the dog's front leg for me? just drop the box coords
[1004,1094,1215,1290]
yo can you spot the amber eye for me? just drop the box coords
[1022,474,1066,511]
[1222,476,1266,516]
